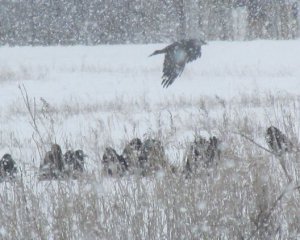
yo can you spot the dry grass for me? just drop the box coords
[0,89,300,239]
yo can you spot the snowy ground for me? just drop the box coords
[0,40,300,239]
[1,40,300,153]
[0,40,299,168]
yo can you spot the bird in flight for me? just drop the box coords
[150,39,207,88]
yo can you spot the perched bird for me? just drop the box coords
[265,126,293,155]
[150,38,206,88]
[138,138,167,175]
[185,136,221,174]
[39,143,64,180]
[102,147,127,176]
[122,138,143,171]
[64,149,87,175]
[0,153,17,179]
[206,136,221,164]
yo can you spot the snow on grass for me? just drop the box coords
[0,40,300,239]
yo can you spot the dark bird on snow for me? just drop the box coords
[138,138,168,175]
[265,126,293,155]
[122,138,143,171]
[39,143,64,180]
[102,147,128,176]
[64,149,87,174]
[185,136,221,174]
[0,153,17,179]
[150,38,207,88]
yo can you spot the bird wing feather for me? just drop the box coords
[161,51,185,88]
[186,45,201,63]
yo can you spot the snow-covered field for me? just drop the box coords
[0,40,300,239]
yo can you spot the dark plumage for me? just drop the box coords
[150,38,206,88]
[102,147,127,176]
[129,138,143,151]
[122,138,143,171]
[0,153,17,179]
[39,143,64,180]
[206,136,221,164]
[64,149,86,174]
[185,136,221,174]
[138,138,167,175]
[265,126,293,154]
[102,138,170,176]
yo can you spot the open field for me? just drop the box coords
[0,41,300,239]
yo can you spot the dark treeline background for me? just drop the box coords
[0,0,299,46]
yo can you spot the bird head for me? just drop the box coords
[1,154,13,162]
[51,144,62,156]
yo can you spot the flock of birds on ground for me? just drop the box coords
[0,126,294,181]
[0,39,295,181]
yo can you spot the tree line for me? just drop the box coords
[0,0,298,46]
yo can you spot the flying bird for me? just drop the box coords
[150,38,207,88]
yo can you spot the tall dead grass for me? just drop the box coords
[0,89,299,239]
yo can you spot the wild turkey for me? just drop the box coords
[185,136,221,175]
[102,147,127,176]
[150,38,206,88]
[122,138,142,172]
[138,138,168,175]
[64,149,87,177]
[0,153,17,180]
[39,143,64,180]
[265,126,293,155]
[206,136,221,164]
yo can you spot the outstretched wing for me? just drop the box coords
[179,39,204,63]
[186,46,201,63]
[185,40,202,63]
[161,51,186,88]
